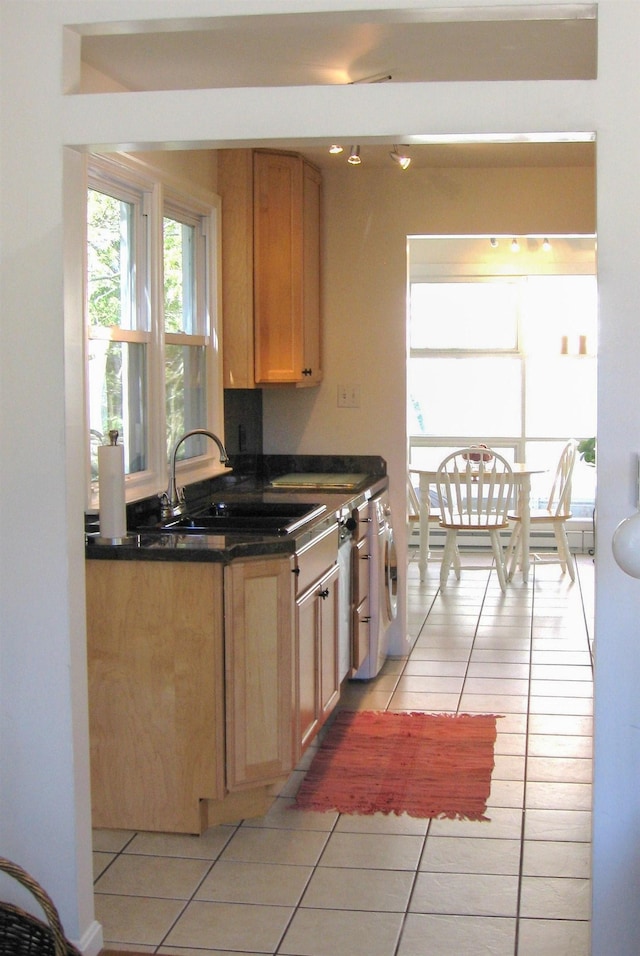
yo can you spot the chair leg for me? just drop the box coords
[489,530,508,593]
[554,523,576,581]
[452,544,461,578]
[504,523,519,567]
[440,531,458,588]
[507,523,522,581]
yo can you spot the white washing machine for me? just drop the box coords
[352,490,398,679]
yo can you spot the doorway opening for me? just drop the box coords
[407,234,597,555]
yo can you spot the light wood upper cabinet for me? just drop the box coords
[218,148,323,388]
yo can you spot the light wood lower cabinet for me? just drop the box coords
[351,501,372,674]
[86,560,225,835]
[86,554,296,834]
[224,556,296,790]
[295,525,341,754]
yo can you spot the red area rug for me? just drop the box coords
[294,710,499,821]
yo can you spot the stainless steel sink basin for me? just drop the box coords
[160,501,326,536]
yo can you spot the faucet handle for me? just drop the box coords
[158,491,171,520]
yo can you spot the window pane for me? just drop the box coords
[526,356,597,437]
[164,217,196,334]
[410,281,518,350]
[165,344,207,458]
[522,276,597,357]
[87,189,136,331]
[88,340,147,477]
[408,357,522,436]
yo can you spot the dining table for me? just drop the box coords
[409,459,547,584]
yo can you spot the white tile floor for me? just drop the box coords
[94,550,594,955]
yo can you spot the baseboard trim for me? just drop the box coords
[74,918,103,955]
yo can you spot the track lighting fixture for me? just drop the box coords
[329,143,412,168]
[489,236,554,254]
[389,146,411,170]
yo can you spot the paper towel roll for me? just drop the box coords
[98,442,127,540]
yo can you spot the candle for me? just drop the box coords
[579,335,587,355]
[560,335,569,355]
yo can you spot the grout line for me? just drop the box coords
[513,561,536,956]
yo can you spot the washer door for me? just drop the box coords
[384,530,398,620]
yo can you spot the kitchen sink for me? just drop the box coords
[160,501,327,536]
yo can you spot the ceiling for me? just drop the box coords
[78,6,597,169]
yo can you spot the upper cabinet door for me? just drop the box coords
[301,160,323,386]
[219,148,322,389]
[253,151,304,384]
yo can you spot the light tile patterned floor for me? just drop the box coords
[94,551,594,955]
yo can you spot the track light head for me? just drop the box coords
[390,146,411,169]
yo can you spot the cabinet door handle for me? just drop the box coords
[301,367,312,376]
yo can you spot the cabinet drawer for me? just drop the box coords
[353,501,371,542]
[352,595,370,674]
[295,523,339,594]
[354,536,370,604]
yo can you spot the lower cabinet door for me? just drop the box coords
[318,563,340,719]
[297,583,320,753]
[225,556,296,789]
[353,594,371,674]
[296,562,340,754]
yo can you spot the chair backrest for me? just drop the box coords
[546,439,578,517]
[436,447,514,526]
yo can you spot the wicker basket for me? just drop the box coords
[0,857,82,956]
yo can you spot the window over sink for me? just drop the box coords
[85,153,223,508]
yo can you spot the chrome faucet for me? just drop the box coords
[161,429,231,519]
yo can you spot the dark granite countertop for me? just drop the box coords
[85,455,387,564]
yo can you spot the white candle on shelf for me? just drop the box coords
[98,431,127,540]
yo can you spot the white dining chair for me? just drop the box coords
[506,439,578,582]
[436,448,515,593]
[407,470,447,570]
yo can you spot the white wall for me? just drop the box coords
[2,1,640,952]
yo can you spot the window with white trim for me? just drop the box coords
[86,155,222,507]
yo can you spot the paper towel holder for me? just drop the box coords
[91,532,140,547]
[94,429,140,547]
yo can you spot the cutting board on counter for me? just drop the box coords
[269,473,368,490]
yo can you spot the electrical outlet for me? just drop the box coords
[337,384,360,408]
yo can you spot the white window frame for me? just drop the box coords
[85,153,223,510]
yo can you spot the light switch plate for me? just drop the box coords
[337,384,360,408]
